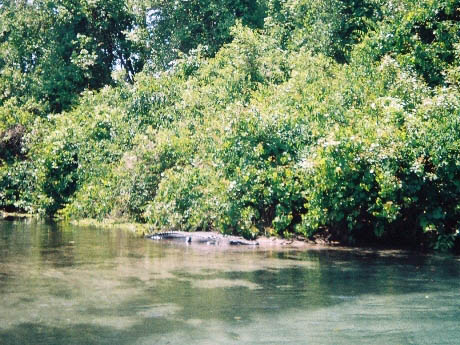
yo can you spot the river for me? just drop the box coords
[0,220,459,344]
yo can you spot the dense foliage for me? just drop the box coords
[1,0,460,251]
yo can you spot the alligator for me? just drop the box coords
[146,231,259,246]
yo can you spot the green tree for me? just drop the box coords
[265,0,384,62]
[0,0,140,114]
[141,0,268,70]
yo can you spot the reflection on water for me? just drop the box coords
[0,220,459,345]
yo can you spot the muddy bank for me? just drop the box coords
[146,231,336,250]
[68,219,336,249]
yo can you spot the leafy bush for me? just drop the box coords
[0,160,35,212]
[144,166,223,232]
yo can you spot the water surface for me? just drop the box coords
[0,220,459,344]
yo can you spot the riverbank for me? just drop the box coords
[72,218,340,250]
[146,230,334,249]
[2,213,455,253]
[0,212,333,249]
[72,217,345,249]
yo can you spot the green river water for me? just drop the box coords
[0,220,459,345]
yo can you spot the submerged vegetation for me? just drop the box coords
[1,0,460,251]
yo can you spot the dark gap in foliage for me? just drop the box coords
[0,125,26,162]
